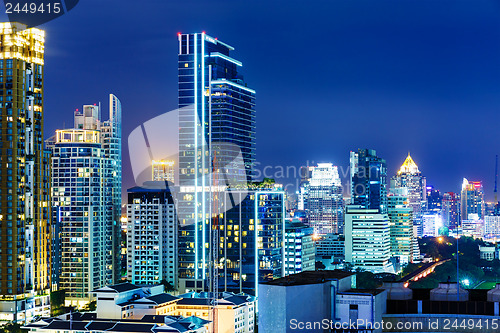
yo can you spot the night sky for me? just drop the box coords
[2,0,500,199]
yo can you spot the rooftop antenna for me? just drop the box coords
[495,155,498,203]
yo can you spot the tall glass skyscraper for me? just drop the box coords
[350,149,388,213]
[0,22,51,322]
[177,33,256,291]
[50,96,121,307]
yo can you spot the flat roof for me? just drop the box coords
[262,270,354,286]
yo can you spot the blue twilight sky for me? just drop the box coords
[2,0,500,199]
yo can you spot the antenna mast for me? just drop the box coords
[495,155,498,203]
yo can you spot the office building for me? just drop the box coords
[284,221,315,275]
[422,213,442,237]
[315,233,345,270]
[152,160,175,183]
[426,185,442,213]
[484,216,500,240]
[0,22,51,322]
[298,163,344,234]
[126,182,177,287]
[387,189,414,265]
[51,96,121,307]
[350,149,388,213]
[391,153,427,233]
[344,205,393,274]
[442,192,460,229]
[461,215,484,238]
[177,33,256,292]
[460,178,484,221]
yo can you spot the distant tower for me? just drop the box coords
[460,178,484,221]
[299,163,344,234]
[152,160,175,183]
[391,153,427,230]
[350,149,388,213]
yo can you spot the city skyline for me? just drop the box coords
[1,1,498,200]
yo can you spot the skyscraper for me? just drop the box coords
[126,182,177,287]
[350,149,388,213]
[177,33,256,291]
[442,192,460,229]
[460,178,484,221]
[284,221,315,275]
[391,153,427,227]
[387,189,414,265]
[0,22,51,321]
[298,163,344,234]
[50,96,121,307]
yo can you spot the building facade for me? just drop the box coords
[344,205,393,274]
[442,192,460,229]
[391,154,427,235]
[298,163,344,234]
[387,190,414,265]
[460,178,484,221]
[152,160,175,183]
[284,221,315,275]
[51,97,121,307]
[0,22,51,322]
[350,149,388,213]
[126,182,177,287]
[177,33,256,293]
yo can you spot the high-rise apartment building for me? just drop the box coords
[460,178,484,222]
[344,205,393,274]
[0,22,51,322]
[298,163,344,234]
[177,33,256,291]
[126,182,177,287]
[284,221,315,275]
[442,192,460,229]
[350,149,388,213]
[51,96,121,307]
[387,189,414,265]
[391,154,427,232]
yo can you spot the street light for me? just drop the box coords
[462,279,470,287]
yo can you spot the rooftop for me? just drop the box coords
[262,270,354,286]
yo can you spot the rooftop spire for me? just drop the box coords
[398,153,420,175]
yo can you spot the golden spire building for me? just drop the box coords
[391,153,427,237]
[0,23,51,321]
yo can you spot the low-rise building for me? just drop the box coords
[92,283,255,333]
[479,245,496,261]
[23,313,209,333]
[259,270,387,333]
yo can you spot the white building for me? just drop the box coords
[126,182,178,288]
[298,163,344,234]
[91,282,255,333]
[479,245,496,261]
[484,216,500,240]
[345,206,393,274]
[422,213,442,237]
[259,270,387,333]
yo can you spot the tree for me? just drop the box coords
[82,300,96,312]
[50,290,66,316]
[0,323,22,333]
[315,261,326,270]
[160,280,175,292]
